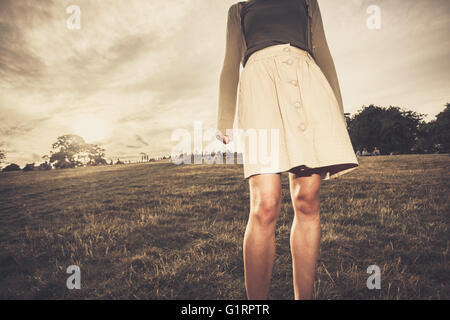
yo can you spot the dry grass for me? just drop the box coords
[0,154,448,299]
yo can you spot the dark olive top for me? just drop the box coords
[240,0,311,67]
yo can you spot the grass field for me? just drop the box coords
[0,154,448,300]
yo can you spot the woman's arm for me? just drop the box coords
[217,3,243,140]
[309,0,345,119]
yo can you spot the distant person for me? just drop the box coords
[362,148,371,156]
[356,149,361,157]
[372,147,380,156]
[215,0,359,300]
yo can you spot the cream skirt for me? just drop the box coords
[236,43,359,180]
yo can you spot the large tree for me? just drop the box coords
[2,163,21,172]
[47,134,107,169]
[433,103,450,153]
[412,103,450,154]
[348,105,425,155]
[414,121,439,154]
[86,144,108,166]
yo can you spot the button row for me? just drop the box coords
[279,49,307,132]
[298,123,306,131]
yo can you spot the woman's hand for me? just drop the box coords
[216,133,232,144]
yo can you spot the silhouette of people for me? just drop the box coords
[362,148,371,156]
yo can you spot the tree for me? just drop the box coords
[38,161,52,170]
[344,112,352,128]
[23,163,36,171]
[348,105,425,155]
[413,121,439,154]
[49,135,86,168]
[86,144,107,166]
[46,134,108,169]
[0,150,5,163]
[433,103,450,153]
[412,103,450,154]
[2,163,21,172]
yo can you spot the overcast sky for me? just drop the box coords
[1,0,449,167]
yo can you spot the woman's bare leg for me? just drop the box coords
[288,171,322,300]
[244,173,282,300]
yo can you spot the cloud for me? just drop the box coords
[135,134,149,146]
[0,0,53,85]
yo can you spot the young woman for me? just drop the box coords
[216,0,359,300]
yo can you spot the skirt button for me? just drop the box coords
[294,101,301,108]
[298,123,306,131]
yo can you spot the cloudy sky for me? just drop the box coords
[0,0,449,167]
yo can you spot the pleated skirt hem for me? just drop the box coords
[242,160,359,181]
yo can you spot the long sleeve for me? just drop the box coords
[217,3,243,136]
[309,0,345,119]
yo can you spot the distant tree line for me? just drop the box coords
[346,103,449,155]
[1,103,449,172]
[0,133,172,172]
[1,134,117,172]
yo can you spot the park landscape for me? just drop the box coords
[0,153,448,299]
[1,0,449,301]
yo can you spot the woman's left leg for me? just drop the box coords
[288,170,322,300]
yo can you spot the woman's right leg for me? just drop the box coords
[244,173,282,300]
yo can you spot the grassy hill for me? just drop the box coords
[0,154,448,299]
